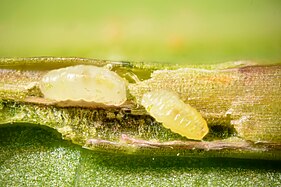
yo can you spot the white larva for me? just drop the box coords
[141,90,209,140]
[39,65,127,106]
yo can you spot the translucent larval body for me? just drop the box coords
[141,90,209,140]
[39,65,127,106]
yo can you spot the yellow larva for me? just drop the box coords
[141,90,209,140]
[39,65,127,106]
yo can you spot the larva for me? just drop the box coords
[39,65,127,106]
[141,90,209,140]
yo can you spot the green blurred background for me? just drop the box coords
[0,0,281,64]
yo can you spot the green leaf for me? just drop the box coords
[1,125,281,186]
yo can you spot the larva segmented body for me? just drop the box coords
[39,65,127,106]
[141,90,209,140]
